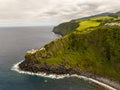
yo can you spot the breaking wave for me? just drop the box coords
[11,60,116,90]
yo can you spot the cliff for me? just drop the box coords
[19,13,120,89]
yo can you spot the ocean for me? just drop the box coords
[0,26,108,90]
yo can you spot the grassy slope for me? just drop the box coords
[76,20,100,31]
[53,16,115,36]
[25,16,120,81]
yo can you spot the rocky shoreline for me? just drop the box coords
[19,61,120,90]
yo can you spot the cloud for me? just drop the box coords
[0,0,120,25]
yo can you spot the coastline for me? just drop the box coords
[11,60,120,90]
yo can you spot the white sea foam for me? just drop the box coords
[11,61,116,90]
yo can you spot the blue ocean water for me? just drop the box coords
[0,26,106,90]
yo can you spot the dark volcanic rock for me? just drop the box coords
[19,61,93,77]
[19,61,120,90]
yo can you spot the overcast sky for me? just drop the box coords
[0,0,120,26]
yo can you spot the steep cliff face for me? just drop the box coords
[53,20,79,36]
[19,14,120,82]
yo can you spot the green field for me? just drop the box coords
[76,20,100,31]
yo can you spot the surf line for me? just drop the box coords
[11,60,116,90]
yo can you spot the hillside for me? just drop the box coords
[19,12,120,89]
[53,12,120,36]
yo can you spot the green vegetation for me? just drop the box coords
[76,20,100,31]
[90,16,113,21]
[53,15,119,36]
[53,20,79,36]
[25,14,120,82]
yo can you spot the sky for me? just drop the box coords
[0,0,120,26]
